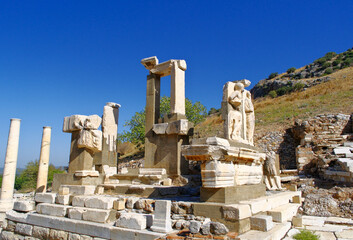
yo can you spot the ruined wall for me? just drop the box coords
[292,114,352,174]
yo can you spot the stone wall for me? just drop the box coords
[291,114,352,174]
[255,130,297,170]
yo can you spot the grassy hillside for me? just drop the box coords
[194,66,353,137]
[254,66,353,131]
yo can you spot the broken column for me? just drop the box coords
[151,200,173,233]
[95,102,121,175]
[36,126,52,193]
[63,114,102,176]
[0,119,21,212]
[141,56,193,176]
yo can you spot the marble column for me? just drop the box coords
[0,119,21,212]
[36,126,52,193]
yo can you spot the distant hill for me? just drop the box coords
[251,47,353,99]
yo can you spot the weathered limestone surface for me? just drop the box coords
[151,200,173,233]
[84,196,115,210]
[36,203,69,217]
[15,223,33,236]
[268,203,300,223]
[82,208,116,223]
[36,126,52,193]
[35,193,57,204]
[56,195,72,205]
[63,115,101,133]
[13,201,35,212]
[0,119,21,212]
[77,130,102,153]
[115,213,147,230]
[142,56,191,176]
[250,215,273,231]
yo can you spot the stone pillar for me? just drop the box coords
[36,126,52,193]
[151,200,173,233]
[0,119,21,212]
[170,60,186,115]
[144,73,160,169]
[100,102,121,174]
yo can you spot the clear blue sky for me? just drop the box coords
[1,1,352,168]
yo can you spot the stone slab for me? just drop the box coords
[68,207,87,220]
[6,211,165,240]
[13,201,35,212]
[15,223,33,236]
[35,193,57,204]
[236,222,291,240]
[36,203,69,217]
[72,196,90,207]
[56,195,73,205]
[61,185,96,195]
[335,229,353,239]
[200,184,266,204]
[222,204,252,220]
[267,203,300,223]
[250,215,273,232]
[115,213,147,230]
[302,215,326,226]
[85,196,115,209]
[82,208,116,223]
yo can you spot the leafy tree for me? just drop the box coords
[14,160,64,191]
[286,67,296,74]
[268,72,278,79]
[118,96,207,145]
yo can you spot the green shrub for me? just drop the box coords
[324,68,333,75]
[332,59,341,66]
[293,229,319,240]
[268,72,279,79]
[276,86,292,96]
[268,90,277,98]
[314,57,327,65]
[321,62,331,69]
[324,51,337,60]
[293,82,305,91]
[287,67,296,74]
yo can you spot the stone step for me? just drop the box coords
[267,203,300,223]
[68,207,116,223]
[6,210,164,240]
[36,203,70,217]
[236,222,291,240]
[250,215,273,232]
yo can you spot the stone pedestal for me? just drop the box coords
[0,119,21,212]
[182,137,266,204]
[36,126,52,193]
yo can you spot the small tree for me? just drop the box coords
[287,67,296,74]
[268,72,278,79]
[118,96,207,145]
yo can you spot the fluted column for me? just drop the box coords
[36,126,52,193]
[0,119,21,212]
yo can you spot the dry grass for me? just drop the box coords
[254,66,353,131]
[194,67,353,136]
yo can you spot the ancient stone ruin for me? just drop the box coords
[4,56,353,240]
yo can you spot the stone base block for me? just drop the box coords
[36,203,69,217]
[200,184,266,204]
[56,195,73,205]
[85,196,115,209]
[60,185,96,195]
[250,215,273,231]
[35,193,57,204]
[52,173,104,192]
[267,203,300,223]
[13,201,35,212]
[82,208,116,223]
[115,213,147,230]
